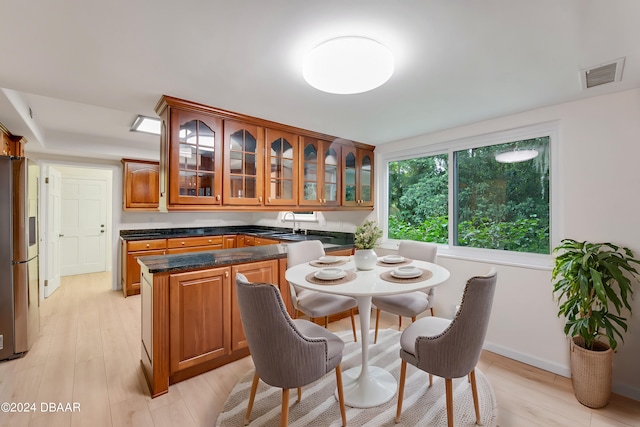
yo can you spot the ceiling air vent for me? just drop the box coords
[580,57,625,89]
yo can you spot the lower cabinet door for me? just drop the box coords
[169,267,231,374]
[231,260,278,352]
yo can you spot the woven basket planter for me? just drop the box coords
[570,336,613,408]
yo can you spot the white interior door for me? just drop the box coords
[60,177,107,276]
[45,166,62,297]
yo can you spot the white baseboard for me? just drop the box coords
[483,341,570,377]
[612,383,640,401]
[483,341,640,401]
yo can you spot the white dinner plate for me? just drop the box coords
[317,256,338,264]
[314,268,346,280]
[381,255,405,264]
[391,266,422,279]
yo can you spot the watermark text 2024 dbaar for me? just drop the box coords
[1,402,81,413]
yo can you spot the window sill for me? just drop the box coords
[379,240,553,271]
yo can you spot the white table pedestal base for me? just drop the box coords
[340,365,397,408]
[334,295,398,408]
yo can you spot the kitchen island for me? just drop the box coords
[134,228,354,397]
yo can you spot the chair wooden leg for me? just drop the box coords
[395,360,407,423]
[335,365,347,427]
[469,369,481,425]
[374,308,381,344]
[429,373,433,387]
[297,387,302,402]
[430,307,435,316]
[349,309,357,342]
[445,378,454,427]
[281,389,289,427]
[324,316,328,328]
[244,372,260,425]
[398,315,402,328]
[411,316,416,322]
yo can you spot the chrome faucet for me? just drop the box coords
[281,211,297,234]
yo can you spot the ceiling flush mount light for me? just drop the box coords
[495,149,539,163]
[303,36,394,94]
[131,115,161,135]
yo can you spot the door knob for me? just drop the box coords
[100,230,105,233]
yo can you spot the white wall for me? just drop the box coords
[374,88,640,400]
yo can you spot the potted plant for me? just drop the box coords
[353,220,383,270]
[552,239,640,408]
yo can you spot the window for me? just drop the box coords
[386,124,553,257]
[388,153,449,244]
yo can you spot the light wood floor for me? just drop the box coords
[0,272,638,427]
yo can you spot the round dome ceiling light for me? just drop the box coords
[303,36,394,95]
[495,149,539,163]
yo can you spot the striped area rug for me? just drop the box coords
[216,329,497,427]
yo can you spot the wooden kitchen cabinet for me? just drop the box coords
[155,95,374,211]
[255,237,280,246]
[121,238,167,297]
[122,159,159,210]
[342,146,374,207]
[264,128,299,206]
[223,120,264,206]
[230,260,278,351]
[0,122,26,156]
[299,137,341,207]
[223,235,237,249]
[166,235,224,254]
[156,97,224,210]
[169,267,231,374]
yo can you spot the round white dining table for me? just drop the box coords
[285,256,450,408]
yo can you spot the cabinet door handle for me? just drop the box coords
[181,241,185,245]
[208,239,212,243]
[216,194,221,201]
[267,197,271,203]
[259,196,262,203]
[146,244,150,248]
[225,271,229,278]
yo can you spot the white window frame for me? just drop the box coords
[278,211,319,223]
[378,121,560,270]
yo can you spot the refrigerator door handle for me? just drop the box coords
[12,255,38,265]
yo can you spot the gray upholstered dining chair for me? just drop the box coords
[372,240,438,343]
[235,274,347,427]
[286,240,358,342]
[395,268,497,427]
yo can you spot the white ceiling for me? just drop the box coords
[1,0,639,161]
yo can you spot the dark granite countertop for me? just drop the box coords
[126,225,354,274]
[120,225,353,246]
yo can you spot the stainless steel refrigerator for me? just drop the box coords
[0,156,40,361]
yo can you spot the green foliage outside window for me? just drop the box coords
[388,137,550,254]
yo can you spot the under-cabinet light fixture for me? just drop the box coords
[131,115,161,135]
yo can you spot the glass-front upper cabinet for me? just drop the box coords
[169,109,223,206]
[341,146,374,207]
[223,120,264,205]
[265,129,298,206]
[299,137,341,207]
